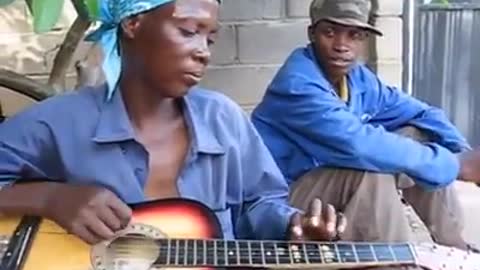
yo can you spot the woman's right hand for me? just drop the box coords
[43,183,132,244]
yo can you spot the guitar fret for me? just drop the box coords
[353,244,376,262]
[302,243,310,264]
[247,241,253,265]
[289,243,307,264]
[388,245,397,262]
[391,244,415,262]
[304,243,322,263]
[317,244,325,263]
[227,240,238,265]
[260,242,266,265]
[215,240,226,266]
[175,239,180,265]
[250,241,263,265]
[320,244,339,264]
[273,242,280,265]
[206,240,215,265]
[235,240,240,265]
[202,240,207,265]
[193,239,197,265]
[262,241,277,265]
[238,241,250,265]
[337,244,358,263]
[166,239,172,265]
[369,244,378,262]
[372,244,395,262]
[276,242,291,264]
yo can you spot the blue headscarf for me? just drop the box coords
[85,0,175,101]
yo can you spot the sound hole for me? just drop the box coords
[104,234,159,270]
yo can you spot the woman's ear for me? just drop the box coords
[120,15,143,39]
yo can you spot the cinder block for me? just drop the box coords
[218,0,284,21]
[210,24,237,65]
[374,17,403,61]
[237,21,309,64]
[200,65,280,106]
[376,0,403,16]
[286,0,311,18]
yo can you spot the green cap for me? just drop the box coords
[309,0,382,36]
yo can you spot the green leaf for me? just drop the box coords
[0,0,15,7]
[83,0,99,19]
[31,0,65,33]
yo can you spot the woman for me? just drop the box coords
[0,0,345,244]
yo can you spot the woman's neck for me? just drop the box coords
[119,77,183,131]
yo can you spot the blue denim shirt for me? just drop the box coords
[0,84,298,240]
[252,44,470,190]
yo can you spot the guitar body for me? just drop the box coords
[0,199,222,270]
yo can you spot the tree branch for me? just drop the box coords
[47,15,91,93]
[0,68,52,101]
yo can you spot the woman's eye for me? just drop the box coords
[179,28,196,37]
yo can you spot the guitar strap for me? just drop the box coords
[0,216,41,270]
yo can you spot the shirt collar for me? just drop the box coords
[92,85,225,155]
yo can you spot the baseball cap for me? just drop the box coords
[309,0,383,36]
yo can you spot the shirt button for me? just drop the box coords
[120,147,127,154]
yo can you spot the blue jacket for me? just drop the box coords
[251,44,470,190]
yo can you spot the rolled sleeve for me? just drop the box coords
[0,114,59,183]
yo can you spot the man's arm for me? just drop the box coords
[369,73,470,153]
[277,80,460,189]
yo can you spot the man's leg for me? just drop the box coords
[394,126,468,250]
[289,168,413,242]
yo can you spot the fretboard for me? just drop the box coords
[152,239,416,268]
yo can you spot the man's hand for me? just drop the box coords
[457,149,480,185]
[43,183,132,245]
[287,198,347,241]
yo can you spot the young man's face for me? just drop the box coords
[309,20,368,79]
[121,0,220,98]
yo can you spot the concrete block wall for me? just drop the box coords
[201,0,405,113]
[0,0,405,116]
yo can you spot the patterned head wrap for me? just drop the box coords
[85,0,175,100]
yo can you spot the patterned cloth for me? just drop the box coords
[85,0,175,100]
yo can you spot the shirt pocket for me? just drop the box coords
[213,208,234,240]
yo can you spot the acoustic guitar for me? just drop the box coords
[0,198,478,270]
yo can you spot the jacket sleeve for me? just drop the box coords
[370,80,470,153]
[234,107,299,240]
[279,82,460,189]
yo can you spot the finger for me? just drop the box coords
[85,214,116,240]
[336,212,347,236]
[323,204,337,238]
[98,206,123,232]
[288,213,304,241]
[72,223,101,245]
[306,198,322,218]
[108,197,132,228]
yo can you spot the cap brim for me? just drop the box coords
[322,17,383,36]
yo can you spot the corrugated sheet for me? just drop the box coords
[412,3,480,145]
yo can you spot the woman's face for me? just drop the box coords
[122,0,220,97]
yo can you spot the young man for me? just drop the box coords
[252,0,480,251]
[0,0,346,245]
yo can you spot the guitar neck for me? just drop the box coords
[152,239,417,268]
